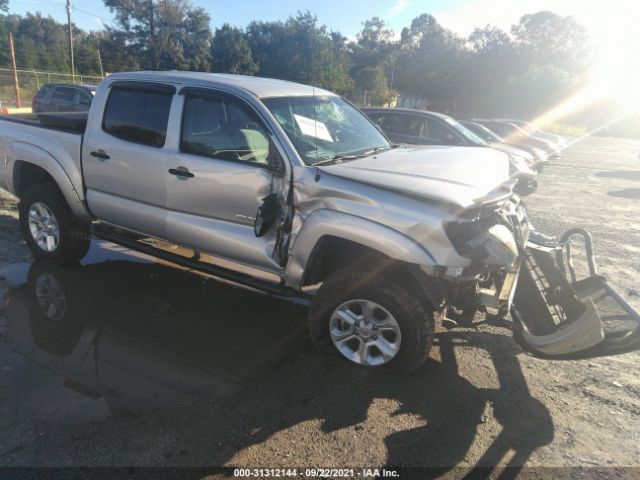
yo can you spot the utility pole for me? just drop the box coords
[9,32,21,108]
[97,49,104,77]
[66,0,75,83]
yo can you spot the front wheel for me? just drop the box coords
[19,183,91,265]
[308,266,438,374]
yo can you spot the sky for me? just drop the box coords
[6,0,637,48]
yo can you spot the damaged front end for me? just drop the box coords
[444,195,529,319]
[511,228,640,358]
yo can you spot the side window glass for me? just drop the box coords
[427,118,454,142]
[181,94,271,166]
[103,87,173,148]
[373,113,405,135]
[405,116,428,138]
[35,86,51,99]
[75,90,92,106]
[52,87,74,102]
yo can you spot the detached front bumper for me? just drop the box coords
[511,229,640,358]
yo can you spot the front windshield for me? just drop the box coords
[263,95,390,165]
[443,117,488,146]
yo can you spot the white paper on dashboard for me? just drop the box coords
[293,114,334,142]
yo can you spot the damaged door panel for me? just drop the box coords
[512,229,640,358]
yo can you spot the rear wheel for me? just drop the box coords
[19,183,91,265]
[309,265,438,374]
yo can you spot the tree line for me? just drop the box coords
[0,0,590,118]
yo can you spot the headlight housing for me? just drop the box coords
[445,221,519,268]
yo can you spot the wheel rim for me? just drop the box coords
[35,273,66,320]
[329,299,402,366]
[28,202,60,252]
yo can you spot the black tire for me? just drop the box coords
[309,265,438,374]
[19,183,91,265]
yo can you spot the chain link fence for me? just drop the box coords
[0,68,104,109]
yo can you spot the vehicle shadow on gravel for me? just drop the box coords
[1,253,554,473]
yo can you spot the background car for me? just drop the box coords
[472,119,561,158]
[460,120,550,167]
[496,118,567,148]
[362,107,538,194]
[363,107,540,171]
[32,83,97,113]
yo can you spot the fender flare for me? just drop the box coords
[8,142,90,220]
[284,209,437,290]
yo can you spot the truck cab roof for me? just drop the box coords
[105,71,336,99]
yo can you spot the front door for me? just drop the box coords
[165,90,283,276]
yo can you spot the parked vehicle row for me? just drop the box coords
[2,73,637,375]
[470,119,563,158]
[459,120,551,166]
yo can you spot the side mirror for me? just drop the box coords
[254,193,281,237]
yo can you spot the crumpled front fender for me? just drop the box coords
[284,209,438,291]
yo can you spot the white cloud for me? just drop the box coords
[387,0,410,18]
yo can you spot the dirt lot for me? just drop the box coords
[0,136,639,477]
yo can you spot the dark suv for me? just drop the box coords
[32,83,98,113]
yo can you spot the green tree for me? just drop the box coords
[211,24,257,75]
[0,0,8,13]
[394,13,465,112]
[461,25,520,115]
[246,11,353,95]
[512,11,590,74]
[104,0,212,70]
[349,17,397,105]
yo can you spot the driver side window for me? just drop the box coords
[181,93,271,166]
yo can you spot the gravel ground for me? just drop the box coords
[0,136,639,477]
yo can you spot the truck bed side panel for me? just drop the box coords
[0,117,88,218]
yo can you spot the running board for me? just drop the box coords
[93,225,306,301]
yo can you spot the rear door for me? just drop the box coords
[82,82,175,238]
[164,89,284,275]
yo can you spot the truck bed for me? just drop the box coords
[0,111,88,134]
[0,112,86,197]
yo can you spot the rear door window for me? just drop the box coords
[102,87,173,148]
[426,118,456,143]
[52,87,75,103]
[35,86,52,99]
[75,89,92,106]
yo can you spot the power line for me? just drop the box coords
[71,5,114,24]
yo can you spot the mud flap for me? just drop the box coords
[512,229,640,359]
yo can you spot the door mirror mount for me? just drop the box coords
[254,193,281,237]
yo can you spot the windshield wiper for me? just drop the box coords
[310,146,390,166]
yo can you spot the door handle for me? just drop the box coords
[90,150,110,160]
[168,167,195,178]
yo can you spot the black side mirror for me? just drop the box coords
[254,193,281,237]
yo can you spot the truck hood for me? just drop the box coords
[321,145,516,208]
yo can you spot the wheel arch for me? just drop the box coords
[9,144,90,220]
[284,209,439,290]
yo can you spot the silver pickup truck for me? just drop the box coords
[1,72,638,373]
